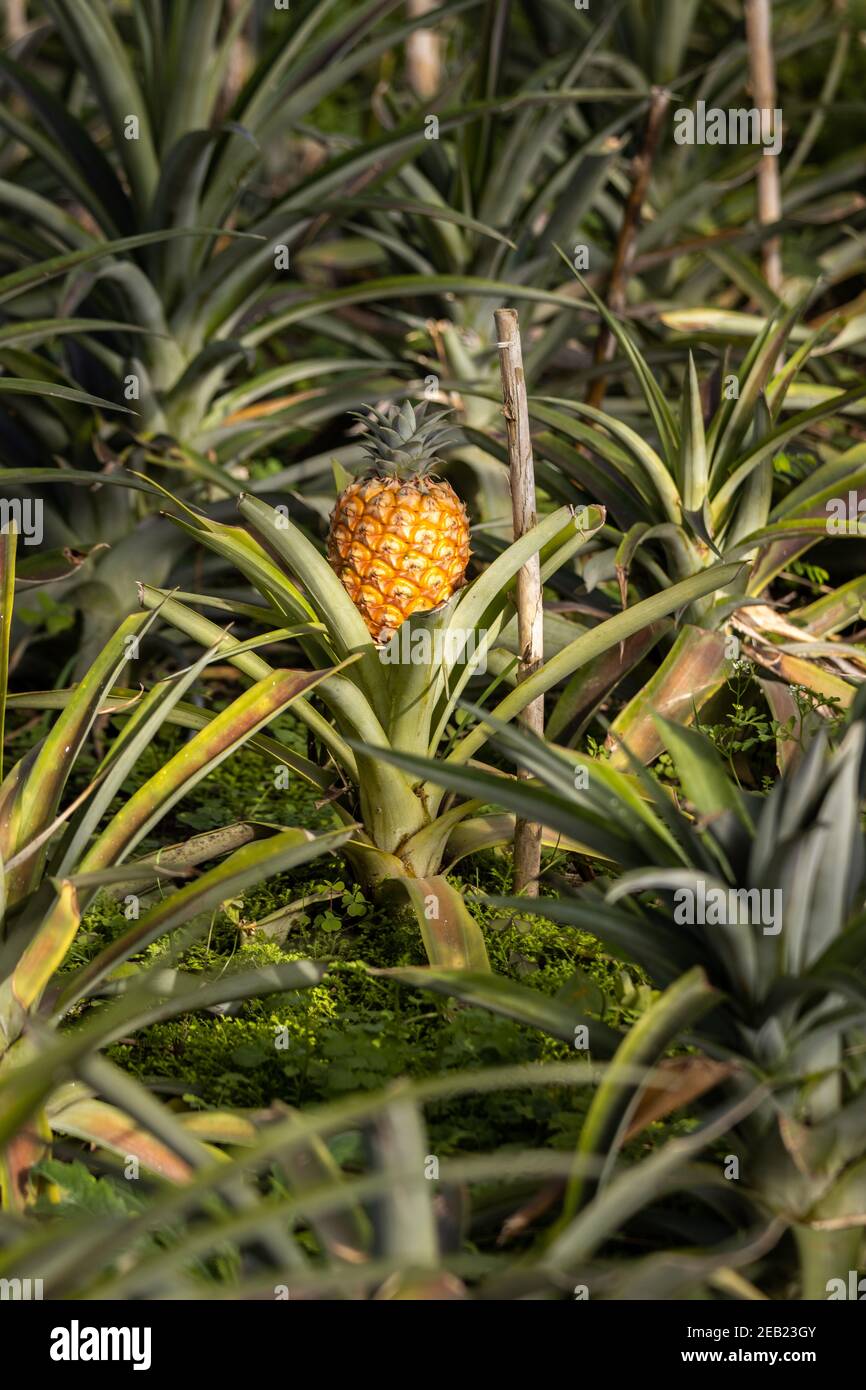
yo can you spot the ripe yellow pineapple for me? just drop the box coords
[327,401,471,643]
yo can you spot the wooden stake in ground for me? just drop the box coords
[406,0,441,100]
[495,308,543,896]
[216,0,254,121]
[587,86,670,409]
[5,0,27,44]
[745,0,783,294]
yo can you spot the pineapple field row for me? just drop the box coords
[0,0,865,1326]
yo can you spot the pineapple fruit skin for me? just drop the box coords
[328,475,470,644]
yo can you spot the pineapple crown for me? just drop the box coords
[350,400,462,479]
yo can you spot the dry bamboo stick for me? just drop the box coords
[587,86,670,409]
[495,308,543,896]
[745,0,783,294]
[5,0,27,43]
[407,0,441,100]
[216,0,254,121]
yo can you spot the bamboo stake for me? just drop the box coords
[587,86,670,409]
[495,308,543,896]
[217,0,254,121]
[745,0,783,294]
[5,0,27,44]
[407,0,441,100]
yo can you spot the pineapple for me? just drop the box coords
[327,401,471,643]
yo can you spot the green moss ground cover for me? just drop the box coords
[7,709,659,1176]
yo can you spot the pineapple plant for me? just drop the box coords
[0,0,484,661]
[524,272,866,761]
[377,703,866,1298]
[0,531,349,1210]
[142,415,739,968]
[328,402,471,644]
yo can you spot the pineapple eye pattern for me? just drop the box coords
[328,402,470,643]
